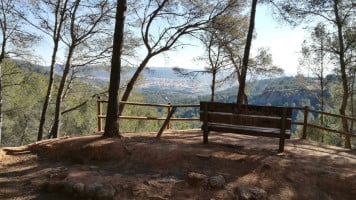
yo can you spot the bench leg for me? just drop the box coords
[279,137,285,152]
[203,130,209,144]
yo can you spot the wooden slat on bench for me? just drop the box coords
[200,101,292,152]
[200,113,292,129]
[200,101,293,117]
[208,123,291,139]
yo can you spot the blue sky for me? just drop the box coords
[147,4,306,76]
[36,4,306,76]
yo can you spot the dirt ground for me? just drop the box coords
[1,129,356,200]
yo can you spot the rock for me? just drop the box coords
[132,183,150,198]
[159,176,181,183]
[187,172,208,187]
[208,175,225,189]
[45,181,59,192]
[151,173,161,178]
[73,182,85,194]
[235,186,267,200]
[89,165,99,170]
[62,179,76,193]
[86,182,104,197]
[49,171,69,179]
[196,153,212,160]
[147,195,169,200]
[97,184,116,199]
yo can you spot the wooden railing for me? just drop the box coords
[293,107,356,144]
[97,96,200,133]
[97,97,355,148]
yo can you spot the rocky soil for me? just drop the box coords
[1,130,355,199]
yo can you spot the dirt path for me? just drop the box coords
[1,130,356,199]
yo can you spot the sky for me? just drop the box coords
[35,4,307,76]
[147,4,307,76]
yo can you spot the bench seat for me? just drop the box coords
[207,123,291,139]
[200,101,292,152]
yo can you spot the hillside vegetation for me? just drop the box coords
[1,61,354,148]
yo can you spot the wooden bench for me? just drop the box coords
[200,101,292,152]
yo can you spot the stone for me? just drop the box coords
[73,182,85,194]
[235,186,268,200]
[62,179,76,193]
[151,173,161,178]
[208,175,225,189]
[89,165,99,170]
[196,153,212,160]
[86,182,104,197]
[187,172,208,187]
[45,181,59,192]
[96,184,116,199]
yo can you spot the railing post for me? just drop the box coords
[302,106,309,139]
[166,103,171,129]
[97,96,102,132]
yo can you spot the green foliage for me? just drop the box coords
[2,59,355,149]
[118,92,160,132]
[60,89,98,136]
[1,60,101,146]
[2,60,46,146]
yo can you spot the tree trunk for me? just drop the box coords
[119,55,151,116]
[49,46,75,138]
[350,71,355,134]
[103,0,127,137]
[0,58,3,145]
[237,0,257,104]
[37,41,59,141]
[0,36,6,145]
[211,69,216,102]
[333,0,350,148]
[37,0,67,141]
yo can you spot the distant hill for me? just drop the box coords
[18,60,337,111]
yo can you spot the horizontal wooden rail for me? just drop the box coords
[97,97,355,148]
[97,96,200,133]
[97,100,200,108]
[308,124,356,138]
[292,106,356,149]
[293,106,356,122]
[119,116,200,121]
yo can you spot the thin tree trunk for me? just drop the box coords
[20,114,29,146]
[103,0,126,137]
[350,71,355,133]
[0,59,2,145]
[333,0,350,148]
[320,40,325,143]
[49,46,75,138]
[237,0,257,104]
[119,55,151,116]
[0,31,6,145]
[211,69,216,102]
[37,0,68,141]
[37,42,59,141]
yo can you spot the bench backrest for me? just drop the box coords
[200,101,292,129]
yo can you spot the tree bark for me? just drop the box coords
[37,0,68,141]
[118,55,152,116]
[0,18,6,145]
[49,46,75,138]
[103,0,126,137]
[237,0,257,104]
[37,46,57,140]
[333,0,350,148]
[211,69,216,102]
[0,58,3,145]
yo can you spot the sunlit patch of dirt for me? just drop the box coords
[1,130,355,199]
